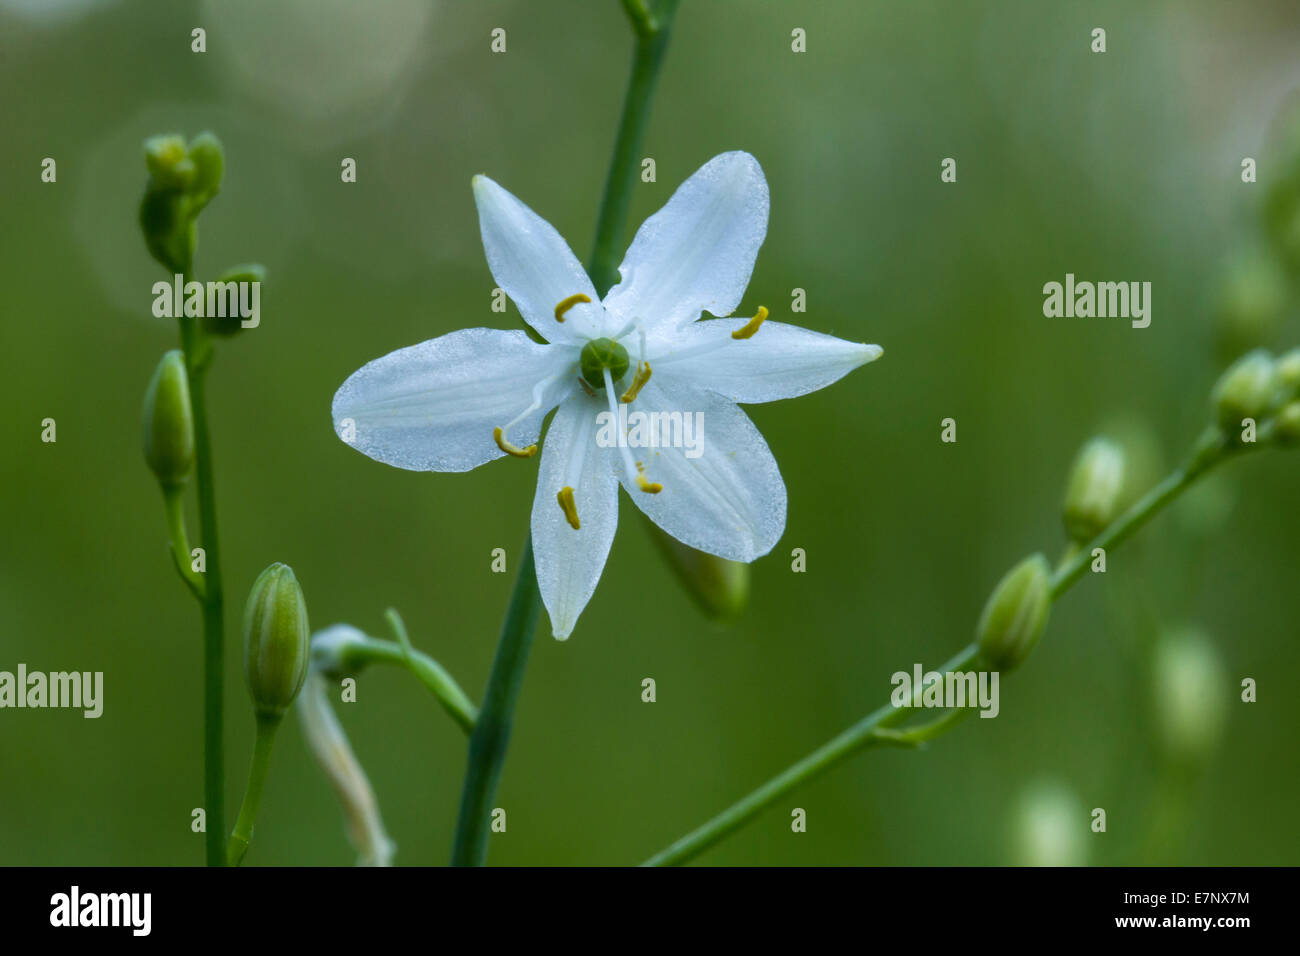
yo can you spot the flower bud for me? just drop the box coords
[646,519,749,619]
[1211,349,1278,431]
[1062,437,1125,544]
[1277,348,1300,398]
[1213,249,1286,363]
[1274,402,1300,445]
[976,554,1052,671]
[200,263,266,337]
[1012,781,1086,867]
[186,131,224,200]
[1152,628,1226,766]
[141,350,195,489]
[243,563,311,717]
[143,134,194,190]
[139,189,194,275]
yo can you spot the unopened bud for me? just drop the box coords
[1274,402,1300,445]
[1062,437,1125,544]
[646,520,749,619]
[1277,348,1300,398]
[1152,628,1227,766]
[243,563,311,717]
[1213,250,1286,362]
[141,350,194,489]
[144,134,194,190]
[1013,781,1086,867]
[200,263,266,337]
[1211,349,1278,431]
[187,131,224,201]
[976,554,1052,671]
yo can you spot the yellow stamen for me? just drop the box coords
[557,486,581,529]
[731,305,769,340]
[635,461,662,494]
[554,293,592,323]
[620,361,652,403]
[494,426,537,458]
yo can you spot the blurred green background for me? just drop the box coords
[2,0,1298,866]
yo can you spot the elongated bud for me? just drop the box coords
[186,131,224,202]
[1152,628,1227,766]
[1274,402,1300,445]
[1013,781,1086,867]
[1211,349,1278,430]
[1277,348,1300,398]
[1062,437,1125,544]
[141,350,194,489]
[646,520,749,619]
[243,563,311,717]
[977,554,1052,671]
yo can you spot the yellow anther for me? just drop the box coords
[554,293,592,323]
[494,426,537,458]
[635,461,663,494]
[620,361,652,403]
[557,486,581,529]
[731,305,769,340]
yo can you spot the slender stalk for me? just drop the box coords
[449,539,542,865]
[448,0,682,866]
[227,714,280,866]
[162,486,204,600]
[643,437,1242,866]
[177,277,226,868]
[332,633,478,734]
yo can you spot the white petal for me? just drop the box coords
[332,328,573,473]
[618,380,785,561]
[531,395,620,640]
[473,175,605,342]
[603,151,769,335]
[653,318,882,404]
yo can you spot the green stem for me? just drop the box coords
[449,539,542,865]
[447,0,681,867]
[643,433,1242,866]
[177,277,226,868]
[643,644,979,867]
[227,713,280,867]
[332,633,478,734]
[162,486,204,601]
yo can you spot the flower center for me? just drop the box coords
[578,337,629,389]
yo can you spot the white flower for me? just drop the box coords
[332,152,881,639]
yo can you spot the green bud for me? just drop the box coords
[1152,628,1226,766]
[1210,349,1278,431]
[144,134,193,190]
[646,520,749,620]
[200,263,266,337]
[243,563,311,717]
[141,350,195,489]
[1213,249,1286,362]
[138,189,194,274]
[1277,348,1300,398]
[976,554,1052,671]
[1012,781,1086,867]
[1274,402,1300,445]
[1062,437,1125,544]
[579,337,630,389]
[187,131,225,200]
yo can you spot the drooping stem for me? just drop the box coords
[643,438,1242,866]
[448,0,682,867]
[227,713,280,867]
[177,281,226,868]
